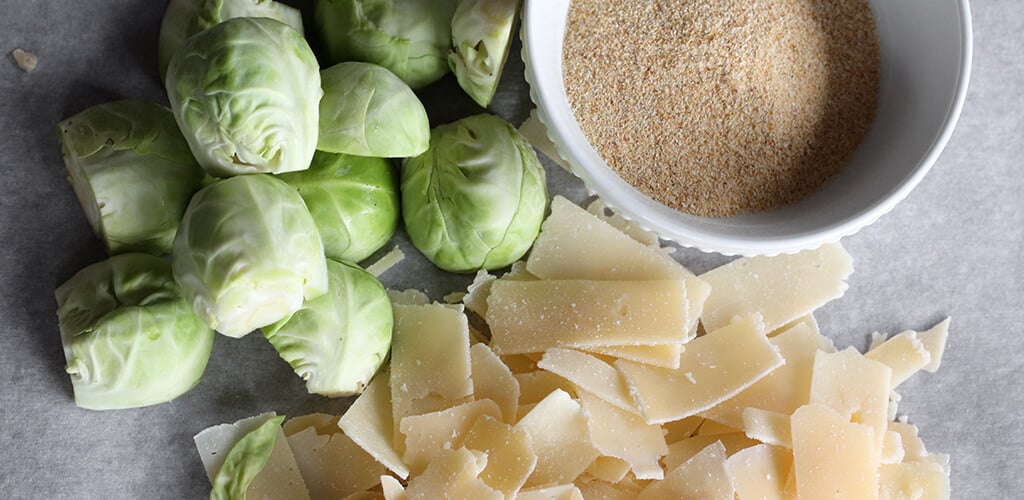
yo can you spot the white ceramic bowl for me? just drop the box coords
[522,0,973,256]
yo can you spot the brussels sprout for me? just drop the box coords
[449,0,520,107]
[318,62,430,158]
[166,17,322,177]
[57,100,205,255]
[279,151,399,263]
[209,415,285,500]
[314,0,458,89]
[173,174,329,338]
[401,113,547,272]
[264,259,392,397]
[157,0,304,80]
[55,253,215,410]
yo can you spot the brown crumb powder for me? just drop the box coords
[563,0,880,217]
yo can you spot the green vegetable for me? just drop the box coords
[401,113,547,272]
[317,62,430,158]
[57,100,204,255]
[209,415,285,500]
[166,17,322,177]
[264,259,393,397]
[172,174,329,338]
[449,0,520,107]
[279,150,399,263]
[55,253,215,410]
[314,0,458,89]
[157,0,304,81]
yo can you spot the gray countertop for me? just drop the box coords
[1,1,1021,498]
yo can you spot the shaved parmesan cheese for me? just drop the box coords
[516,389,600,487]
[879,461,950,500]
[866,330,932,387]
[403,448,501,500]
[487,279,691,354]
[889,421,929,462]
[194,413,311,500]
[461,271,496,316]
[578,390,668,480]
[919,318,950,373]
[390,304,473,425]
[809,348,892,452]
[518,110,572,172]
[880,430,906,464]
[725,444,792,500]
[585,198,660,247]
[661,433,759,471]
[577,478,638,500]
[538,348,639,415]
[791,404,879,499]
[282,413,337,437]
[387,289,430,306]
[662,416,704,444]
[517,484,585,500]
[526,196,694,282]
[462,415,537,496]
[695,419,741,436]
[470,344,519,423]
[582,343,683,369]
[339,370,409,479]
[286,426,385,499]
[742,408,792,448]
[516,370,577,406]
[365,246,404,277]
[703,320,834,428]
[643,441,734,500]
[380,475,406,500]
[617,315,783,423]
[399,399,501,474]
[699,243,853,333]
[584,456,632,483]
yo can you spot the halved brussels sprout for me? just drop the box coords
[172,174,329,338]
[57,100,205,255]
[401,113,547,272]
[157,0,304,80]
[55,253,215,410]
[318,62,430,158]
[264,259,393,397]
[166,17,322,177]
[209,415,285,500]
[449,0,520,107]
[314,0,458,89]
[279,150,399,263]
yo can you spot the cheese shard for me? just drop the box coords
[195,414,311,500]
[742,408,792,448]
[577,479,640,500]
[918,318,950,373]
[518,110,572,173]
[698,243,853,333]
[578,390,668,480]
[582,343,684,369]
[889,421,928,461]
[662,433,759,471]
[517,484,585,500]
[617,315,784,423]
[538,348,639,415]
[403,448,502,500]
[515,370,577,405]
[380,475,406,500]
[642,441,734,500]
[865,330,932,387]
[365,246,404,277]
[282,413,337,437]
[399,399,501,474]
[470,343,519,423]
[880,430,906,464]
[702,320,835,428]
[791,404,879,499]
[462,271,497,316]
[286,425,385,499]
[387,289,430,306]
[878,461,950,500]
[525,196,694,282]
[390,303,473,425]
[515,389,600,487]
[462,415,537,496]
[487,279,690,354]
[809,348,892,452]
[586,198,660,247]
[584,456,632,483]
[725,444,793,500]
[338,369,409,479]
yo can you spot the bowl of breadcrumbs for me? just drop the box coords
[522,0,972,256]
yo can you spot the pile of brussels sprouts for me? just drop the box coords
[53,0,546,411]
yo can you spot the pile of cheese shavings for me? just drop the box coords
[195,195,951,499]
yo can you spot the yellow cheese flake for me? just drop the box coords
[470,343,519,423]
[791,404,879,499]
[537,348,640,415]
[462,415,537,496]
[398,399,501,475]
[642,441,734,500]
[403,448,501,500]
[725,444,793,500]
[578,390,668,480]
[338,370,409,479]
[515,389,600,487]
